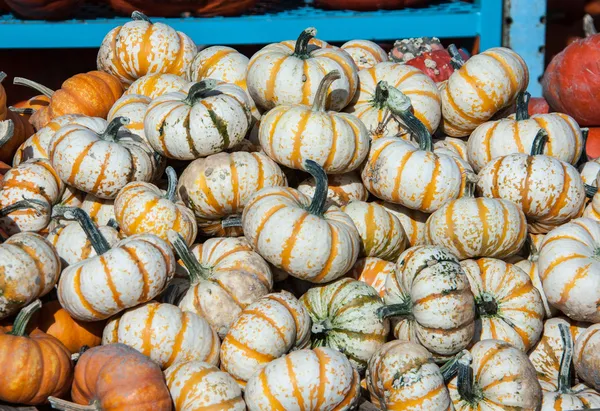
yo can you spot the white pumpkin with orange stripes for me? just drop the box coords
[220,291,311,387]
[170,231,273,338]
[0,232,60,320]
[381,246,475,359]
[144,80,251,161]
[49,117,158,199]
[341,39,388,71]
[242,160,360,283]
[377,201,429,247]
[574,323,600,391]
[433,136,469,162]
[125,73,188,99]
[440,47,529,137]
[467,92,583,172]
[349,257,394,297]
[79,193,116,226]
[366,340,453,410]
[247,28,358,112]
[102,301,220,370]
[165,361,245,411]
[346,63,440,140]
[447,340,542,410]
[341,200,408,261]
[244,347,360,411]
[107,94,151,143]
[580,158,600,186]
[538,217,600,322]
[297,171,368,208]
[461,258,544,351]
[97,12,196,87]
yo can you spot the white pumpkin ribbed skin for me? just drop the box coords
[461,258,544,352]
[345,62,441,139]
[80,194,115,225]
[57,234,176,321]
[258,105,369,174]
[528,317,587,391]
[165,361,245,411]
[447,340,542,410]
[246,39,358,112]
[107,94,151,143]
[349,257,394,297]
[583,192,600,222]
[542,387,600,411]
[538,218,600,322]
[13,115,107,166]
[362,137,470,213]
[300,278,389,373]
[0,158,64,235]
[340,40,388,71]
[341,201,408,261]
[114,181,197,246]
[467,113,583,172]
[377,201,429,247]
[60,186,86,207]
[297,171,368,207]
[125,73,188,98]
[220,291,311,387]
[97,20,196,86]
[242,187,360,283]
[178,237,273,338]
[244,347,360,411]
[574,324,600,391]
[433,136,469,162]
[144,82,251,160]
[47,223,121,267]
[441,47,529,137]
[0,233,60,320]
[385,246,475,358]
[580,159,600,186]
[49,122,157,199]
[426,197,527,260]
[477,153,586,231]
[366,340,452,411]
[102,301,220,370]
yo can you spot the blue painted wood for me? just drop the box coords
[476,0,503,52]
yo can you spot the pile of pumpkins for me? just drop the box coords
[1,11,600,411]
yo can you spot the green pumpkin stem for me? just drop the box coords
[304,160,329,216]
[530,128,548,156]
[585,183,598,198]
[48,397,100,411]
[12,77,55,98]
[165,166,178,202]
[167,230,211,283]
[312,71,340,112]
[100,117,130,142]
[440,350,469,383]
[131,11,151,23]
[581,128,589,149]
[293,27,317,59]
[372,81,389,110]
[557,323,574,394]
[52,206,111,255]
[0,119,15,150]
[457,352,481,404]
[448,44,465,70]
[584,14,597,37]
[515,91,531,121]
[185,80,218,105]
[8,299,41,336]
[377,301,412,320]
[0,198,49,217]
[476,292,499,317]
[221,215,242,228]
[107,218,120,230]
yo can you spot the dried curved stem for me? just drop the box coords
[13,77,54,98]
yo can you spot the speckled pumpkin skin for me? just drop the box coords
[340,40,387,71]
[125,73,188,98]
[575,323,600,392]
[297,171,368,208]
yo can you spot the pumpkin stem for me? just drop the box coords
[312,70,340,112]
[100,116,130,142]
[185,80,218,106]
[448,44,465,70]
[8,299,41,336]
[0,198,48,217]
[52,206,111,255]
[581,127,589,151]
[167,230,211,283]
[304,159,329,216]
[372,81,389,109]
[9,106,36,115]
[107,218,120,230]
[13,77,54,98]
[311,318,333,336]
[585,183,598,198]
[131,11,151,23]
[530,128,548,156]
[584,14,597,37]
[377,301,412,320]
[0,119,15,150]
[557,322,574,394]
[440,350,469,383]
[221,215,242,228]
[515,91,531,121]
[0,72,6,84]
[476,292,499,317]
[71,345,89,363]
[457,352,482,404]
[48,397,100,411]
[165,166,178,202]
[293,27,317,59]
[524,234,539,262]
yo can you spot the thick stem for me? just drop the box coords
[13,77,54,98]
[312,71,340,112]
[0,119,14,149]
[131,11,151,23]
[304,160,329,216]
[440,350,469,383]
[515,91,531,121]
[557,323,574,394]
[372,81,389,109]
[106,218,120,230]
[221,215,242,228]
[293,27,317,59]
[167,230,211,283]
[48,397,100,411]
[9,106,36,115]
[0,198,48,217]
[476,292,499,317]
[457,352,479,404]
[530,128,548,156]
[311,318,333,335]
[101,117,130,142]
[585,184,598,198]
[377,302,412,320]
[584,14,597,37]
[448,44,465,70]
[165,166,178,202]
[8,299,41,336]
[52,206,111,255]
[185,80,218,105]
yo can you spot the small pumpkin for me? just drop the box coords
[376,200,429,247]
[433,135,468,162]
[340,39,387,71]
[80,193,116,226]
[125,73,188,99]
[580,157,600,186]
[584,183,600,222]
[106,93,151,143]
[574,323,600,391]
[297,170,368,207]
[348,257,394,297]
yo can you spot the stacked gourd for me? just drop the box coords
[0,11,599,411]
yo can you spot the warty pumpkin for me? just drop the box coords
[125,73,188,99]
[242,160,360,283]
[574,323,600,392]
[247,27,358,112]
[258,70,369,174]
[220,291,311,387]
[297,170,368,208]
[0,300,73,405]
[244,347,360,411]
[376,200,429,247]
[348,257,394,297]
[340,39,388,71]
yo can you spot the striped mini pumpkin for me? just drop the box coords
[125,73,188,99]
[102,301,220,370]
[348,257,394,297]
[297,171,368,208]
[345,62,440,140]
[341,200,408,261]
[341,39,388,71]
[258,71,369,174]
[242,161,360,283]
[107,94,151,143]
[58,232,176,321]
[80,193,115,226]
[220,291,311,387]
[145,80,251,161]
[300,278,389,373]
[433,136,468,162]
[0,233,60,320]
[382,246,475,359]
[461,258,544,352]
[441,47,529,137]
[376,201,429,247]
[538,218,600,322]
[366,340,452,410]
[165,361,245,411]
[246,28,358,112]
[97,12,196,86]
[244,347,360,411]
[580,159,600,186]
[574,323,600,391]
[584,188,600,222]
